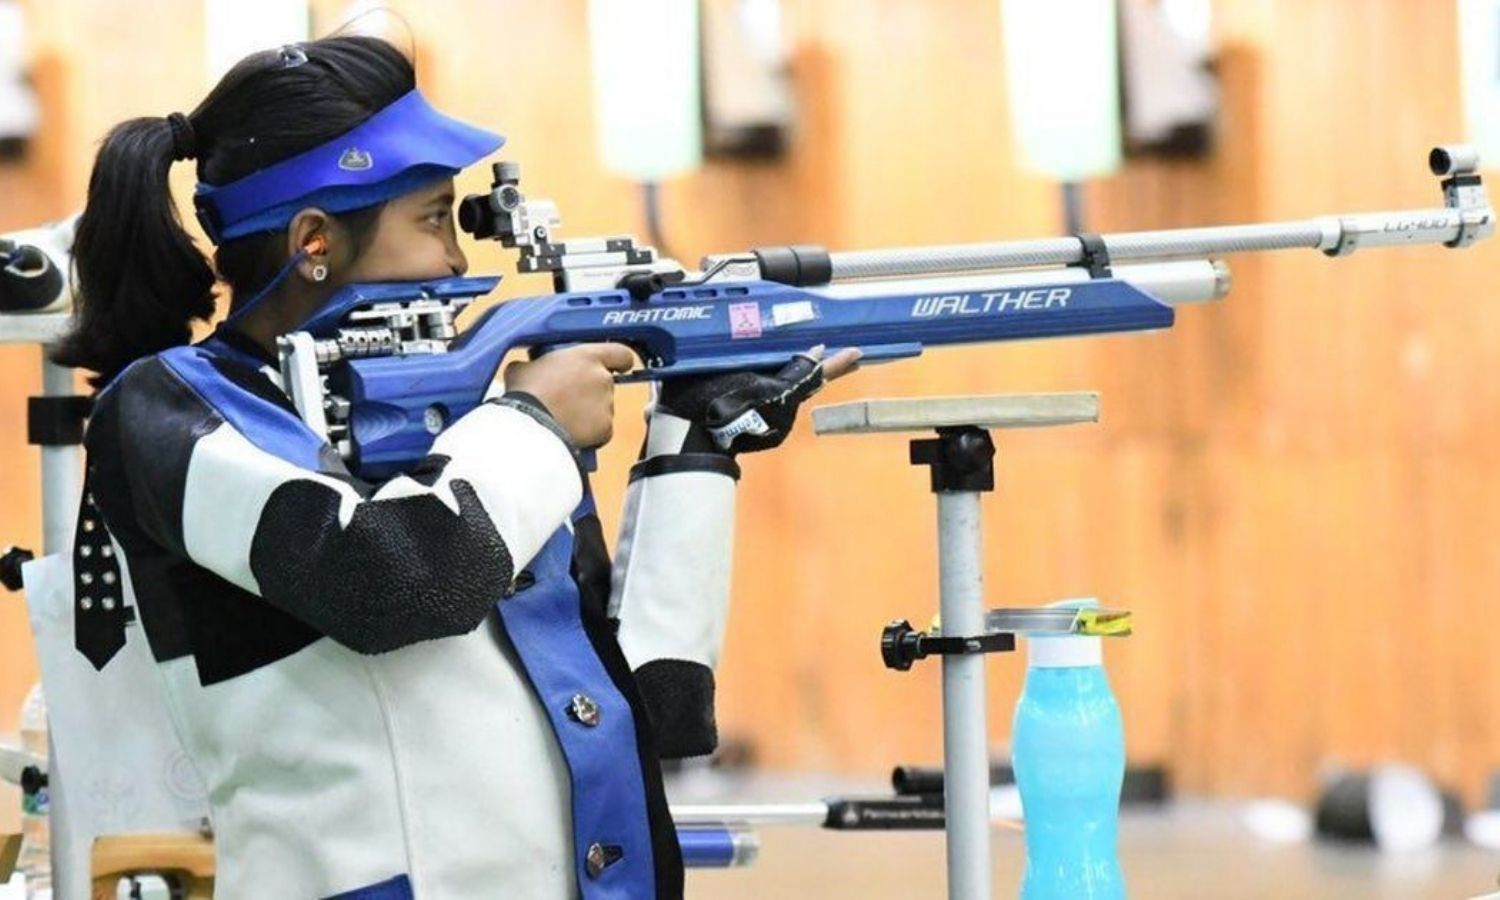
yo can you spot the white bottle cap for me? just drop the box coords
[1026,597,1104,668]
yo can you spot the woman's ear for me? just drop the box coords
[287,208,335,284]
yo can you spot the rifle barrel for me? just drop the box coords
[827,206,1493,281]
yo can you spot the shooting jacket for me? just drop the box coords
[74,327,739,899]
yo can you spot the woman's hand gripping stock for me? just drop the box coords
[503,344,861,453]
[503,343,638,448]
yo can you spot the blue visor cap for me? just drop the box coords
[193,89,503,244]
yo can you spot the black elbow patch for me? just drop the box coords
[249,477,514,653]
[633,659,718,759]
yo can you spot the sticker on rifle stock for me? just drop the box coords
[729,302,763,339]
[771,300,817,327]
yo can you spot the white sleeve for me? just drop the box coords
[609,407,740,758]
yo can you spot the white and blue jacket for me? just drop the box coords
[78,327,741,899]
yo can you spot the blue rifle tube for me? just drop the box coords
[677,822,760,868]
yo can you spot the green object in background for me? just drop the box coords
[19,786,46,817]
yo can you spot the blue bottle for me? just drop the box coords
[1012,599,1126,899]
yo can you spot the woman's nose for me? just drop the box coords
[448,244,469,277]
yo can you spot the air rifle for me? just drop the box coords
[277,146,1494,479]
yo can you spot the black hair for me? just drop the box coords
[53,35,415,388]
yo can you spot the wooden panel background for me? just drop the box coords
[2,0,1498,806]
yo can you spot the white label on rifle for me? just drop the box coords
[772,301,817,327]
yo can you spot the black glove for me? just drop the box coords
[655,352,827,456]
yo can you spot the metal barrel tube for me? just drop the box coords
[827,206,1487,281]
[815,260,1230,306]
[1106,219,1329,260]
[830,236,1084,279]
[672,803,830,827]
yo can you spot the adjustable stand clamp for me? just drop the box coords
[881,619,1015,672]
[909,426,996,492]
[880,600,1135,672]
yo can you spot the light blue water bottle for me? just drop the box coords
[1012,599,1126,900]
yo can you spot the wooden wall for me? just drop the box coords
[2,0,1497,805]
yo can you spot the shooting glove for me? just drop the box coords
[654,351,828,456]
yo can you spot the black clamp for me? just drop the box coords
[617,269,685,301]
[881,618,1015,672]
[19,764,47,796]
[1,546,34,591]
[909,426,995,494]
[1073,231,1112,278]
[28,395,92,446]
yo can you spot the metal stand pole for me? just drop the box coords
[2,314,84,899]
[2,316,89,900]
[40,350,85,900]
[910,425,1000,900]
[937,490,990,900]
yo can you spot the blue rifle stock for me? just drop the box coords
[278,147,1493,480]
[284,265,1199,479]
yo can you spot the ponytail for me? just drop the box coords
[51,116,217,389]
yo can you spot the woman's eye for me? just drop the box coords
[426,209,449,226]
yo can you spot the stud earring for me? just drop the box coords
[311,264,329,282]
